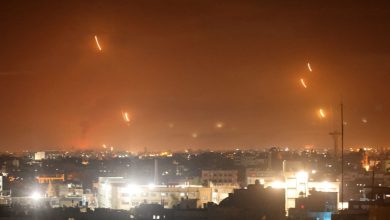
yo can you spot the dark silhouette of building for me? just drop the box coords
[129,181,285,220]
[216,182,285,220]
[288,190,337,220]
[332,187,390,220]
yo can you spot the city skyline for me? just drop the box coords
[1,0,390,151]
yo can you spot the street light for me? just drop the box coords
[30,191,42,201]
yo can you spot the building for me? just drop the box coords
[383,160,390,173]
[247,168,340,213]
[245,168,281,185]
[201,170,238,185]
[0,175,3,193]
[275,172,340,213]
[36,174,65,184]
[217,182,286,220]
[97,177,232,210]
[34,152,46,161]
[130,182,285,220]
[288,191,338,220]
[333,192,390,220]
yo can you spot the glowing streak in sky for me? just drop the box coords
[215,122,224,128]
[319,109,326,118]
[122,112,130,123]
[94,35,102,51]
[307,62,312,72]
[300,78,307,88]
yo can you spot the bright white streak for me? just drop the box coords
[307,62,312,72]
[300,78,307,88]
[122,112,130,122]
[319,109,326,118]
[215,122,224,128]
[94,35,102,51]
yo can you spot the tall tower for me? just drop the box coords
[154,159,159,185]
[329,131,341,159]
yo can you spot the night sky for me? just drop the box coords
[1,0,390,151]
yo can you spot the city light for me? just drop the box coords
[1,2,387,219]
[296,171,308,182]
[319,181,336,192]
[126,184,141,194]
[30,191,42,201]
[270,181,285,189]
[102,182,112,193]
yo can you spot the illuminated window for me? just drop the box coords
[287,189,296,197]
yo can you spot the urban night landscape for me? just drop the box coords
[1,1,390,219]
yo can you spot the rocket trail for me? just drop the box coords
[122,111,130,123]
[319,109,326,118]
[307,62,312,72]
[94,35,102,51]
[300,78,307,88]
